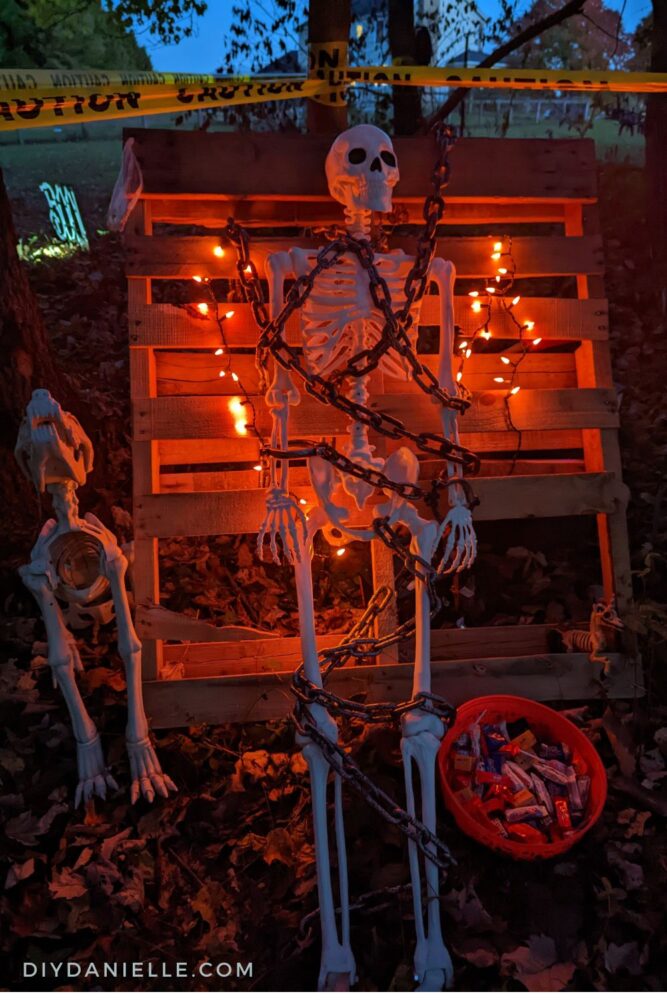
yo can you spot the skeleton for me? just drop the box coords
[562,597,624,676]
[257,125,477,991]
[16,389,176,807]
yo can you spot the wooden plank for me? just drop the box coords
[155,351,578,397]
[125,130,597,202]
[143,652,640,728]
[126,234,604,280]
[135,472,622,538]
[134,388,617,443]
[158,621,584,671]
[159,458,586,494]
[130,298,609,350]
[157,428,583,467]
[146,198,570,228]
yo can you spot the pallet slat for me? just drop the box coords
[144,653,639,728]
[135,471,624,538]
[125,131,597,202]
[130,298,609,349]
[126,234,604,279]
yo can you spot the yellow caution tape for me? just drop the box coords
[308,41,349,106]
[1,63,665,131]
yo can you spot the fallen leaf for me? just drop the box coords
[49,868,88,900]
[5,804,68,846]
[4,857,35,889]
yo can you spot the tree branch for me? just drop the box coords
[424,0,588,130]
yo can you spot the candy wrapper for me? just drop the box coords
[445,712,596,846]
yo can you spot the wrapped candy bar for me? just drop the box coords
[530,773,555,818]
[507,823,549,845]
[553,796,573,832]
[505,804,549,824]
[576,774,591,809]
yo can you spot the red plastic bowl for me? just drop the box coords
[437,695,607,860]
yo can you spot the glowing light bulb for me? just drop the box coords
[229,398,245,416]
[235,419,248,436]
[336,547,346,557]
[525,320,535,331]
[225,310,235,319]
[456,371,463,382]
[197,302,209,315]
[510,385,521,395]
[481,330,492,340]
[501,356,511,365]
[491,252,501,261]
[485,286,496,295]
[468,290,479,298]
[494,376,505,383]
[498,267,508,275]
[253,464,262,472]
[493,241,503,252]
[465,348,472,358]
[299,498,307,505]
[459,340,468,350]
[532,337,542,346]
[218,369,226,378]
[192,274,203,283]
[471,300,482,313]
[244,264,252,274]
[231,372,239,382]
[214,347,224,356]
[512,295,521,306]
[213,245,224,258]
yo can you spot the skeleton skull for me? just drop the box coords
[325,124,399,214]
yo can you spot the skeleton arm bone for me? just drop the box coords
[430,257,476,572]
[258,251,307,564]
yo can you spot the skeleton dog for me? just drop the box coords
[256,125,476,991]
[16,389,176,807]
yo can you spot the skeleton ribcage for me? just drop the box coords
[565,629,594,652]
[297,250,422,381]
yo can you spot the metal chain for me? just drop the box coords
[263,439,479,515]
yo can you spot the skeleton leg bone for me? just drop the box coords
[294,536,356,991]
[20,562,118,807]
[90,515,176,804]
[401,522,453,991]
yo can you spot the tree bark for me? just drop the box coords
[646,0,667,300]
[388,0,422,135]
[307,0,351,133]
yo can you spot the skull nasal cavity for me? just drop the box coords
[370,156,382,172]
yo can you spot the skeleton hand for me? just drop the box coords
[437,502,477,574]
[126,737,177,804]
[75,734,119,807]
[257,488,308,565]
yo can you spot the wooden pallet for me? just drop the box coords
[122,129,640,727]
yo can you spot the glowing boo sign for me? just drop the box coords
[39,182,89,250]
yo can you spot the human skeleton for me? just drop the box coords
[257,125,477,991]
[16,389,176,807]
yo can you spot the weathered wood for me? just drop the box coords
[156,428,584,467]
[126,234,604,280]
[133,388,617,443]
[130,298,609,350]
[155,350,578,397]
[124,130,598,202]
[144,197,571,228]
[135,472,623,538]
[143,652,639,728]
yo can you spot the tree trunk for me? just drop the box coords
[388,0,422,135]
[646,0,667,302]
[0,168,71,563]
[307,0,351,133]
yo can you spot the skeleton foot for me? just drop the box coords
[75,734,118,807]
[402,711,454,992]
[127,736,177,804]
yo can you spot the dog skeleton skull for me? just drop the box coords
[257,126,477,990]
[16,389,176,807]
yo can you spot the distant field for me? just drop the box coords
[0,113,644,239]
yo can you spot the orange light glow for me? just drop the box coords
[501,356,511,365]
[468,290,479,298]
[192,274,203,283]
[253,464,262,472]
[225,310,235,319]
[494,376,505,383]
[213,245,225,258]
[471,300,482,313]
[214,347,224,356]
[481,330,492,340]
[336,547,346,557]
[532,337,542,346]
[197,302,209,315]
[510,385,521,395]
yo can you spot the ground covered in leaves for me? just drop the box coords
[1,163,667,991]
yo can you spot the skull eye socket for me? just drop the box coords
[348,147,367,164]
[381,150,396,167]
